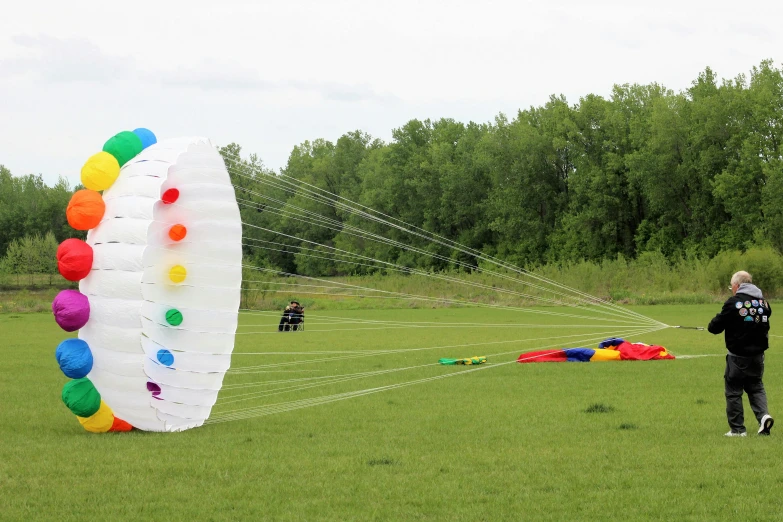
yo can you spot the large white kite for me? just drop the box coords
[53,129,242,432]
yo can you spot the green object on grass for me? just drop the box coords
[439,356,487,365]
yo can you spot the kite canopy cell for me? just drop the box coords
[52,129,242,433]
[66,190,106,230]
[52,290,90,332]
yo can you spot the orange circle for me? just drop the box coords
[66,190,106,230]
[168,224,187,242]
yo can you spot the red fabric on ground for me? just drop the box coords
[615,341,674,360]
[517,350,568,363]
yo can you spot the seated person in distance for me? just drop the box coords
[278,301,304,332]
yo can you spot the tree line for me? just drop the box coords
[0,167,78,285]
[234,61,783,276]
[2,60,782,281]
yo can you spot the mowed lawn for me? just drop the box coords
[1,304,781,521]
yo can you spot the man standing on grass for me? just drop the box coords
[708,271,774,437]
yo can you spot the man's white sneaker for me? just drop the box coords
[758,414,774,435]
[725,431,747,437]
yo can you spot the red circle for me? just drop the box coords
[161,188,180,204]
[57,239,93,281]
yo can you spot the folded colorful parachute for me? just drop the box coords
[517,338,674,363]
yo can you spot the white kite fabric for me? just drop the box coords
[54,131,242,432]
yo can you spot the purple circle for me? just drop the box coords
[146,381,161,397]
[52,290,90,332]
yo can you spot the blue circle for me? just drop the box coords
[158,350,174,366]
[158,349,174,366]
[132,128,157,149]
[156,349,174,366]
[55,338,93,379]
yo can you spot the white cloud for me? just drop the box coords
[0,34,133,83]
[0,0,781,187]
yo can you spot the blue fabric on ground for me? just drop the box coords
[564,348,596,362]
[599,338,625,348]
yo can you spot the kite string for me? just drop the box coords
[238,233,633,318]
[218,326,663,405]
[219,154,659,326]
[226,179,655,325]
[229,195,649,323]
[213,325,665,416]
[148,240,655,325]
[232,324,661,335]
[226,326,659,373]
[237,309,660,331]
[238,309,644,328]
[208,325,669,423]
[236,232,658,325]
[201,159,657,325]
[236,323,661,331]
[224,326,659,392]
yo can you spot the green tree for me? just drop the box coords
[39,231,59,285]
[712,62,783,250]
[482,100,572,266]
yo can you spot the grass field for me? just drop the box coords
[1,305,781,521]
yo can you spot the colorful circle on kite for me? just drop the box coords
[103,131,143,167]
[132,128,157,150]
[52,290,90,332]
[61,378,101,418]
[169,224,187,242]
[110,417,134,432]
[157,349,174,366]
[165,308,183,326]
[55,338,94,379]
[146,382,162,397]
[66,190,106,230]
[57,239,93,281]
[77,400,114,433]
[161,188,180,204]
[169,265,187,283]
[81,151,120,191]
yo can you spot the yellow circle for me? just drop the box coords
[77,400,114,433]
[81,151,120,191]
[169,265,187,283]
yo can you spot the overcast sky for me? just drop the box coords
[1,0,780,187]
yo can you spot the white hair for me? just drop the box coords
[731,271,752,286]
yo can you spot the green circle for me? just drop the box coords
[103,131,144,167]
[165,308,183,326]
[61,378,101,417]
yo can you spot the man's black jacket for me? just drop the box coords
[708,290,771,357]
